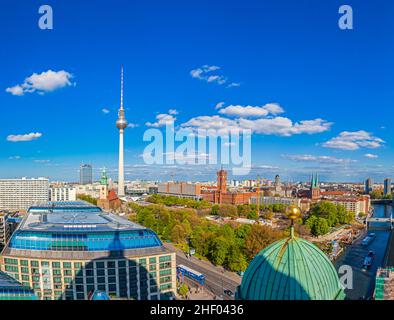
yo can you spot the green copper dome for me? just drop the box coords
[237,230,345,300]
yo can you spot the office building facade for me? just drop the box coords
[49,187,77,202]
[0,202,176,300]
[80,164,93,185]
[365,178,373,194]
[384,178,392,195]
[0,178,49,211]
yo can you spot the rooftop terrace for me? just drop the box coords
[20,201,142,233]
[4,202,163,253]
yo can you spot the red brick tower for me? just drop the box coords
[216,168,227,204]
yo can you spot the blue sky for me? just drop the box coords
[1,0,394,182]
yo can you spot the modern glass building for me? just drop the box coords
[0,201,176,300]
[80,164,93,185]
[0,271,37,300]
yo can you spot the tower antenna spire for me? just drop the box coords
[120,65,124,110]
[116,65,127,197]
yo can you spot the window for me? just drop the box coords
[160,276,172,284]
[20,260,28,266]
[5,265,18,272]
[63,262,72,269]
[118,260,126,268]
[4,258,18,265]
[30,261,39,267]
[149,257,156,264]
[159,269,171,276]
[159,262,171,269]
[21,267,29,274]
[160,283,172,291]
[159,255,171,263]
[52,262,61,268]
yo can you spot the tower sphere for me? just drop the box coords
[116,117,127,129]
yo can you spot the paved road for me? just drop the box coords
[334,204,392,300]
[164,243,242,299]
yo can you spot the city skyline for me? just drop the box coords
[1,0,394,182]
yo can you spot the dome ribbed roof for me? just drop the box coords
[237,233,345,300]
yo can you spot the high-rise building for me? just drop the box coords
[0,178,49,211]
[0,201,176,300]
[116,67,128,197]
[384,178,392,195]
[365,178,373,193]
[79,164,93,185]
[274,174,281,193]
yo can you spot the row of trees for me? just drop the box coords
[369,189,392,200]
[146,194,212,209]
[305,201,354,236]
[147,194,287,220]
[130,203,283,272]
[212,203,286,219]
[77,194,97,205]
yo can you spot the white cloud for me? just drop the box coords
[6,70,74,96]
[364,153,378,159]
[258,165,280,170]
[181,115,331,136]
[34,159,50,163]
[283,154,357,164]
[215,102,225,110]
[127,123,138,128]
[238,117,332,136]
[8,156,21,160]
[323,131,385,150]
[181,115,240,134]
[168,109,178,115]
[190,65,238,87]
[219,103,284,118]
[6,86,24,96]
[7,132,42,142]
[146,111,177,127]
[102,108,110,114]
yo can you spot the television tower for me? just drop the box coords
[116,66,127,197]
